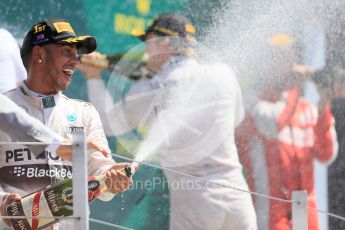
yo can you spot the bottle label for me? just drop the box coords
[61,187,73,204]
[88,177,101,202]
[44,182,73,217]
[31,191,43,229]
[6,190,55,230]
[21,190,55,229]
[87,175,108,202]
[6,200,31,230]
[6,175,107,229]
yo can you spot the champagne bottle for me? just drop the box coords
[124,162,138,177]
[79,52,145,71]
[79,52,154,80]
[6,175,108,230]
[79,53,121,70]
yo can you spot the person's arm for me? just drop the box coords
[0,193,21,228]
[77,53,116,135]
[78,60,132,135]
[0,29,26,93]
[86,78,130,135]
[0,94,110,159]
[250,99,286,138]
[311,86,338,164]
[0,52,17,93]
[250,88,300,139]
[231,68,245,127]
[0,94,63,154]
[313,105,338,164]
[85,76,160,136]
[79,56,161,136]
[84,104,132,201]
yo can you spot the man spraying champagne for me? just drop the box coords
[0,18,135,229]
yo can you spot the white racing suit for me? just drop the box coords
[87,56,257,230]
[0,82,116,229]
[0,94,63,155]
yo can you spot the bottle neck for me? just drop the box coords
[80,55,110,69]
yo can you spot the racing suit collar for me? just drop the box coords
[18,81,61,110]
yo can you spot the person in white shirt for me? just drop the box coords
[0,28,27,93]
[80,13,257,230]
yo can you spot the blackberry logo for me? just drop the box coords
[13,166,26,177]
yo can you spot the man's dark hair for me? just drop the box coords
[21,51,32,72]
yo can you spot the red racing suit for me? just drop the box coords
[236,87,337,230]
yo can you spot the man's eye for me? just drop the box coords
[63,49,77,58]
[63,49,70,55]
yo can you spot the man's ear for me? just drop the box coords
[162,37,172,46]
[32,45,46,64]
[160,37,173,52]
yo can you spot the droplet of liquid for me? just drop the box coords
[121,192,125,211]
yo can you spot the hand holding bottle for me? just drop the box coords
[78,51,153,80]
[104,162,138,194]
[1,193,22,228]
[77,52,104,80]
[55,138,110,161]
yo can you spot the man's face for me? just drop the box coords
[42,44,78,93]
[266,53,306,91]
[145,33,172,72]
